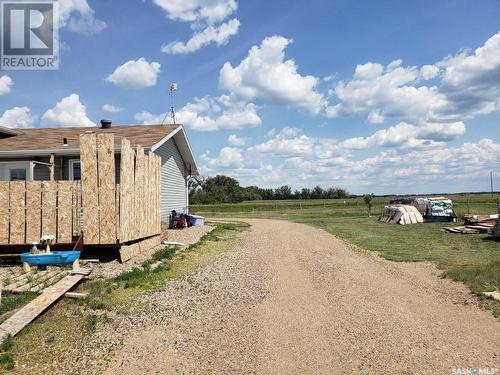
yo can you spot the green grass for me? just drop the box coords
[192,193,500,316]
[0,293,38,324]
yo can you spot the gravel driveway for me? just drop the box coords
[24,219,500,374]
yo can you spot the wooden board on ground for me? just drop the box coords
[9,181,25,244]
[0,182,8,243]
[26,181,42,244]
[41,181,57,238]
[57,181,73,243]
[119,235,161,263]
[0,274,84,341]
[80,133,99,244]
[97,133,116,244]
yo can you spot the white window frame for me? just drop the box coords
[0,161,33,181]
[68,159,81,181]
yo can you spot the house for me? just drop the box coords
[0,121,198,222]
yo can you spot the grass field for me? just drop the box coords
[192,193,500,316]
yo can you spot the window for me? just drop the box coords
[10,168,27,181]
[69,160,81,180]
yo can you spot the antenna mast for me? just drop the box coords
[162,83,178,125]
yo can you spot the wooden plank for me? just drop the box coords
[80,133,99,244]
[145,153,151,237]
[25,181,42,244]
[115,184,120,242]
[0,274,84,341]
[0,182,10,243]
[41,181,57,238]
[119,234,161,263]
[9,181,25,244]
[134,145,145,240]
[72,181,82,236]
[64,292,88,299]
[97,133,116,244]
[57,181,73,243]
[119,138,132,243]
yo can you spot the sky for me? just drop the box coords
[0,0,499,194]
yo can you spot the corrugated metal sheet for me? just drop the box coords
[155,138,188,221]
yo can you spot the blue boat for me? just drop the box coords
[20,251,81,266]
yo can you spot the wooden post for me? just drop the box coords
[49,154,55,181]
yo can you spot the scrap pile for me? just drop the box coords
[414,197,456,222]
[379,205,424,225]
[444,214,499,234]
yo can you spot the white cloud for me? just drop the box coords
[203,147,244,169]
[0,107,36,128]
[153,0,237,25]
[420,65,440,80]
[106,58,161,89]
[339,122,466,150]
[200,125,500,194]
[438,31,500,118]
[102,104,123,113]
[135,95,261,131]
[42,93,95,127]
[59,0,106,35]
[325,60,448,123]
[219,36,325,114]
[228,134,246,146]
[156,0,240,54]
[162,18,240,54]
[0,75,13,95]
[326,31,500,124]
[250,127,314,157]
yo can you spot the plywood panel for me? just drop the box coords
[134,145,145,240]
[119,138,132,243]
[9,181,25,244]
[80,133,99,244]
[57,181,73,243]
[144,154,151,237]
[0,182,9,243]
[97,133,116,244]
[41,181,57,238]
[72,181,82,237]
[115,184,120,242]
[26,181,42,244]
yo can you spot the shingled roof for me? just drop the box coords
[0,124,180,155]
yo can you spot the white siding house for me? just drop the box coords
[0,123,198,224]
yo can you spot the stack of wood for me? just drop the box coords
[444,214,498,234]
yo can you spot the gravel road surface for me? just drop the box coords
[96,219,499,374]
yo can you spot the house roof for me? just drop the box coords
[0,124,199,175]
[0,124,179,152]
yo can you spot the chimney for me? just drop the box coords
[100,119,112,129]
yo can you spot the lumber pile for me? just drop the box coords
[444,214,498,234]
[379,205,423,225]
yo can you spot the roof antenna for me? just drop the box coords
[162,83,178,125]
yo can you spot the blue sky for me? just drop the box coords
[1,0,499,194]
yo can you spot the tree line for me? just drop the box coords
[189,175,350,204]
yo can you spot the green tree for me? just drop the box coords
[363,194,374,217]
